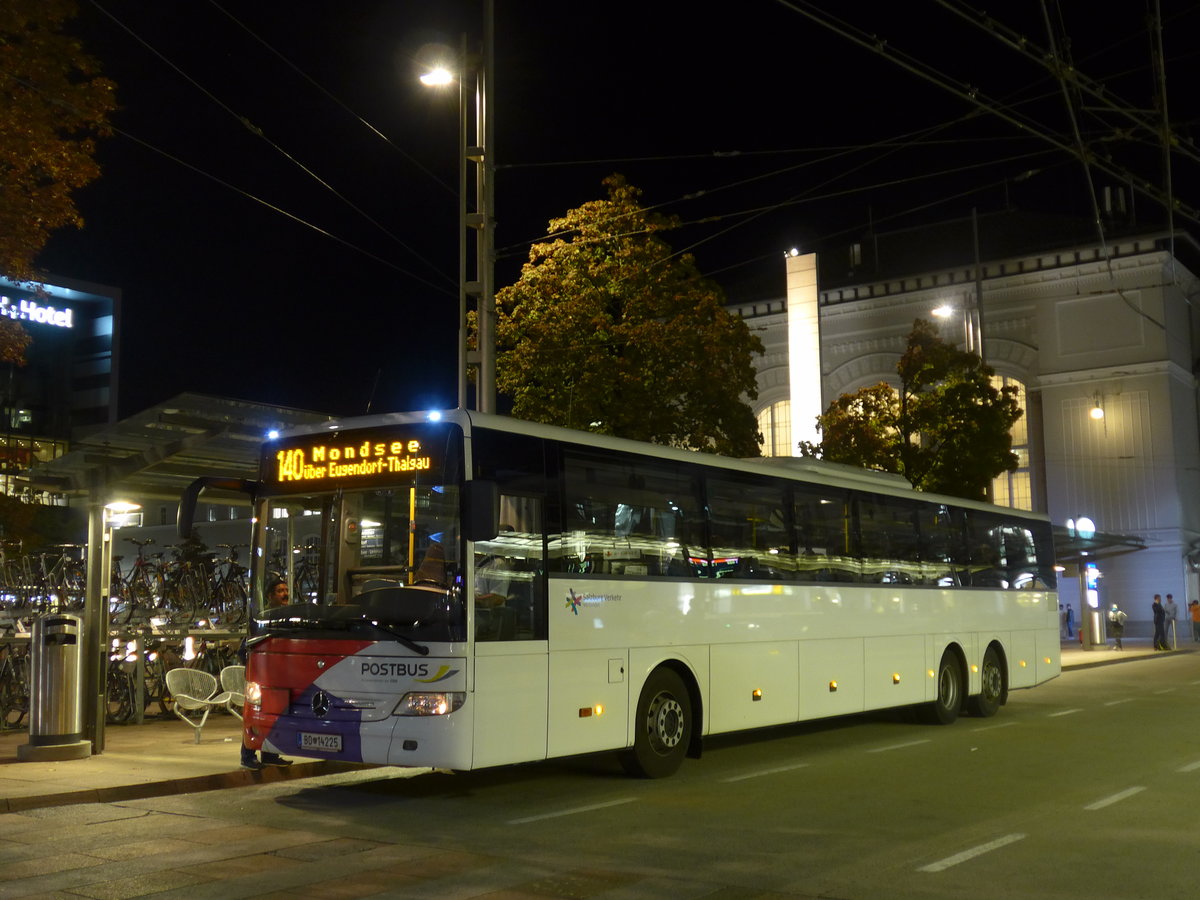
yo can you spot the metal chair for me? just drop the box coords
[219,664,245,720]
[165,668,232,743]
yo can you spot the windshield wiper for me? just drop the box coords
[361,618,430,656]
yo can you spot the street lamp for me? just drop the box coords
[419,4,496,413]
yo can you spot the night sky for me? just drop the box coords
[34,1,1200,419]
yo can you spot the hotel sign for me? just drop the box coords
[0,295,74,328]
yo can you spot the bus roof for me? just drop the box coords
[272,408,1049,523]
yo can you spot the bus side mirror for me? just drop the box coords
[462,480,499,542]
[178,476,256,539]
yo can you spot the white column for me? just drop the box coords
[787,252,822,452]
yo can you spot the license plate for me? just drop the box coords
[299,732,342,752]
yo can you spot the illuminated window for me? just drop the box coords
[990,375,1031,511]
[756,400,792,457]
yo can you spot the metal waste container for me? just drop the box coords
[18,613,90,760]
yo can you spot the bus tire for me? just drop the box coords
[621,667,691,778]
[968,645,1006,717]
[920,650,963,725]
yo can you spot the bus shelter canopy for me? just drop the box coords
[23,393,331,504]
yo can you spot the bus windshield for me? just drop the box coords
[257,484,465,642]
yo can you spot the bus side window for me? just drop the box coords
[794,487,855,582]
[705,475,794,580]
[475,494,543,641]
[556,454,702,578]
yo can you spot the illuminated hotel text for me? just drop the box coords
[0,296,73,328]
[275,439,432,484]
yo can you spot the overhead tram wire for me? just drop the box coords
[10,67,456,297]
[1038,0,1165,332]
[769,0,1200,227]
[204,0,455,197]
[933,0,1200,169]
[112,126,457,299]
[87,0,455,291]
[496,116,1047,260]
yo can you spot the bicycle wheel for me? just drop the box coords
[105,664,135,724]
[0,663,28,729]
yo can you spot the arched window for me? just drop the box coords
[990,375,1031,511]
[756,400,792,457]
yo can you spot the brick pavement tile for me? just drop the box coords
[87,837,203,862]
[270,870,422,899]
[63,869,209,900]
[0,852,106,881]
[270,837,391,861]
[185,823,326,846]
[174,851,297,880]
[503,868,643,898]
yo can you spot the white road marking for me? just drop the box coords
[1047,708,1083,717]
[866,739,931,754]
[1177,760,1200,773]
[917,833,1026,872]
[507,798,637,825]
[1084,786,1146,810]
[721,762,811,783]
[971,721,1017,733]
[1103,698,1135,706]
[1153,688,1176,695]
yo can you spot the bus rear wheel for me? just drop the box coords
[920,650,963,725]
[621,667,691,778]
[968,645,1006,717]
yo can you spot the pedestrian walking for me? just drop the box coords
[1190,600,1200,643]
[1059,603,1067,638]
[1151,594,1168,650]
[1108,603,1128,650]
[1065,603,1075,638]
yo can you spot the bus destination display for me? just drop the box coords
[264,426,450,491]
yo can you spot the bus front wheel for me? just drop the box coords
[921,650,963,725]
[621,667,691,778]
[968,645,1006,717]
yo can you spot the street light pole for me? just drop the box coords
[428,5,495,412]
[467,1,495,413]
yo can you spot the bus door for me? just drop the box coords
[470,492,549,767]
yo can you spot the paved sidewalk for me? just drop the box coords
[0,713,363,813]
[1,638,1192,814]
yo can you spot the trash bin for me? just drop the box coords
[17,613,91,761]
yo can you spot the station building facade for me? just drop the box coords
[731,210,1200,631]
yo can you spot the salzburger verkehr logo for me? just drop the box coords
[565,589,623,614]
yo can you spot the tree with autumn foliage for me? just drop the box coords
[801,319,1022,501]
[494,175,764,457]
[0,0,116,363]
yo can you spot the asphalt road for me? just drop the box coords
[4,654,1197,898]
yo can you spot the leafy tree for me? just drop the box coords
[494,175,764,457]
[802,319,1021,501]
[0,0,116,282]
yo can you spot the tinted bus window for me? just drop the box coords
[704,475,794,580]
[793,485,856,582]
[554,453,703,577]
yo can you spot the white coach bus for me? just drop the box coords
[180,409,1059,777]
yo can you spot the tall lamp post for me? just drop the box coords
[420,2,496,413]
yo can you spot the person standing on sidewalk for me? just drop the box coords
[240,578,293,770]
[1190,600,1200,643]
[1164,594,1179,647]
[1151,594,1169,650]
[1108,603,1128,650]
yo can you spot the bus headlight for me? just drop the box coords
[394,692,465,716]
[245,680,262,709]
